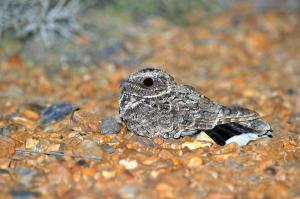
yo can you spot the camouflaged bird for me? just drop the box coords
[119,68,272,145]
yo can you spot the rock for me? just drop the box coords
[187,157,203,169]
[0,168,9,175]
[25,138,39,150]
[80,140,98,148]
[76,159,90,168]
[100,143,115,154]
[71,110,100,133]
[0,127,11,136]
[101,169,116,180]
[40,102,74,125]
[0,136,15,158]
[155,182,176,198]
[11,116,35,129]
[182,140,212,150]
[212,153,238,161]
[265,181,289,199]
[20,108,39,120]
[0,158,11,170]
[119,159,138,170]
[196,132,215,142]
[217,143,239,154]
[130,134,158,147]
[183,153,203,169]
[158,149,175,160]
[227,158,243,169]
[204,193,235,199]
[153,137,164,145]
[119,185,138,199]
[78,139,103,158]
[11,190,41,199]
[264,166,277,175]
[100,117,121,134]
[16,168,36,185]
[45,144,61,152]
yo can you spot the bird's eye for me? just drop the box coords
[143,78,154,87]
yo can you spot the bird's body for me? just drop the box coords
[119,68,272,145]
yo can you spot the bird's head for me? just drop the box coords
[120,68,176,98]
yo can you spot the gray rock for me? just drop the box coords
[80,140,98,148]
[119,185,138,199]
[227,158,243,169]
[100,143,115,154]
[100,117,121,134]
[11,190,40,199]
[0,127,11,136]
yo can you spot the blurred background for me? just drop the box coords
[0,0,299,68]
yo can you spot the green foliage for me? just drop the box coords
[105,0,220,23]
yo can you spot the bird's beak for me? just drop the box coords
[120,80,130,90]
[120,80,140,91]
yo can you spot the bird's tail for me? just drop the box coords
[205,122,272,146]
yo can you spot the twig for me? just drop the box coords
[15,149,102,161]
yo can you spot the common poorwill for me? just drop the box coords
[119,68,272,145]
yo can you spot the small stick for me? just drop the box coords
[15,149,102,161]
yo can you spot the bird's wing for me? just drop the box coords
[154,85,260,132]
[216,106,260,124]
[164,85,222,130]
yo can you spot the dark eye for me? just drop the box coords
[143,78,154,87]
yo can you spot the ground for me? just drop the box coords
[0,5,300,199]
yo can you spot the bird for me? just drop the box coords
[119,68,272,146]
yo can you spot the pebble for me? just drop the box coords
[119,185,138,199]
[204,193,235,199]
[158,149,175,160]
[20,109,39,120]
[100,117,121,134]
[80,139,98,148]
[11,116,35,129]
[119,159,138,170]
[212,153,238,161]
[0,168,10,175]
[217,143,239,154]
[130,134,158,147]
[264,166,277,175]
[78,140,104,158]
[25,138,39,150]
[153,137,164,145]
[100,143,115,154]
[196,132,215,143]
[40,102,74,125]
[0,158,11,169]
[227,158,243,169]
[101,170,116,179]
[76,159,90,168]
[11,190,40,199]
[187,157,203,168]
[182,140,211,150]
[0,136,15,158]
[16,168,36,185]
[265,181,289,198]
[156,182,176,198]
[71,110,100,133]
[0,127,11,136]
[45,144,60,152]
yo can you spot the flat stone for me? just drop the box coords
[100,117,121,134]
